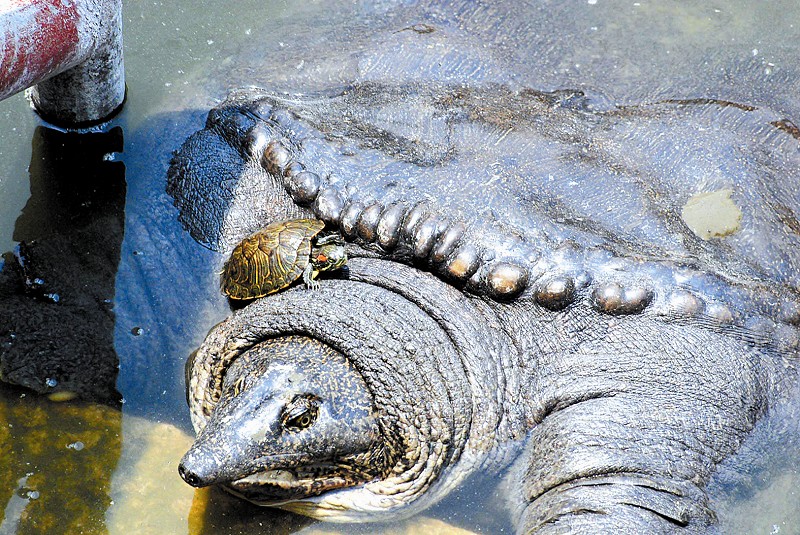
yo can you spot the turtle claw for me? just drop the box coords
[302,263,320,290]
[306,279,321,291]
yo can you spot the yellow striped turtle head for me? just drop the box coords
[310,235,347,274]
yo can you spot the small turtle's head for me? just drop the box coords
[311,239,347,274]
[179,336,389,505]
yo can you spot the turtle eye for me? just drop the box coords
[281,394,320,432]
[320,247,345,268]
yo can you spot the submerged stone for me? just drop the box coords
[682,189,743,240]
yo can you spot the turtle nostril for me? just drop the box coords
[178,463,201,487]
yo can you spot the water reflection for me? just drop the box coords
[187,487,314,535]
[0,126,125,405]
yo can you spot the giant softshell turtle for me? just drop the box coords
[116,1,800,533]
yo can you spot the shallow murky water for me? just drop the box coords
[1,1,799,533]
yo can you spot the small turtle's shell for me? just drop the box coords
[222,219,325,300]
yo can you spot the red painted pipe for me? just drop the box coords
[0,0,124,126]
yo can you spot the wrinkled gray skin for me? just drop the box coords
[166,1,800,533]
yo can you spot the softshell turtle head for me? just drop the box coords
[182,279,476,522]
[178,336,390,504]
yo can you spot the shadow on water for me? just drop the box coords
[188,487,315,534]
[0,127,125,406]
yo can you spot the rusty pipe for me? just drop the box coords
[0,0,125,127]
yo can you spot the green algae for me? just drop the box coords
[0,385,121,535]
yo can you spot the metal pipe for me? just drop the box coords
[0,0,125,127]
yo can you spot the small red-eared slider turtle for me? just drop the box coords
[221,218,347,300]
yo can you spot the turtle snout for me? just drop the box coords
[178,450,215,488]
[178,463,201,487]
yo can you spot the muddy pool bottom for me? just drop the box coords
[0,384,492,534]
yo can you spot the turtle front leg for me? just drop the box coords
[302,263,320,290]
[511,316,777,533]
